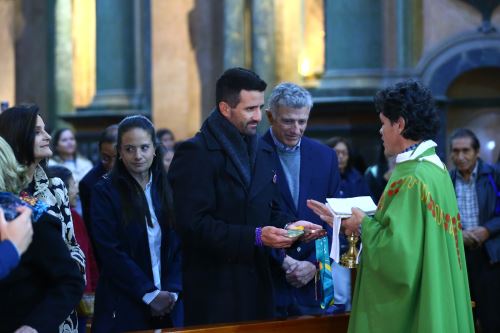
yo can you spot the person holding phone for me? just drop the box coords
[0,206,33,280]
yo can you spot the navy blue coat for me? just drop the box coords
[90,176,182,332]
[79,162,107,265]
[262,132,340,313]
[168,125,291,325]
[338,167,371,199]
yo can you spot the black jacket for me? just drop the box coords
[168,121,291,325]
[90,175,182,332]
[0,213,84,333]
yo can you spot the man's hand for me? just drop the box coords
[286,220,326,242]
[281,255,298,272]
[469,226,489,247]
[306,200,334,228]
[0,207,33,255]
[261,226,294,248]
[150,291,176,317]
[285,260,316,288]
[462,230,479,248]
[342,207,365,236]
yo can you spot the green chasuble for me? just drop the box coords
[348,141,474,333]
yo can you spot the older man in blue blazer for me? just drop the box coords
[262,82,343,316]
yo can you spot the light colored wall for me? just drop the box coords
[274,0,324,85]
[274,0,302,84]
[423,0,500,54]
[0,0,16,106]
[72,0,95,107]
[151,0,201,141]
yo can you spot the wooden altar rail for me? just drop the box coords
[130,313,350,333]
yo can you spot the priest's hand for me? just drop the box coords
[261,226,294,248]
[286,260,316,288]
[306,200,334,228]
[342,207,365,236]
[287,220,327,242]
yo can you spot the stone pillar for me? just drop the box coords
[53,0,73,126]
[321,0,384,89]
[401,0,422,68]
[89,0,149,110]
[325,1,382,70]
[251,0,275,131]
[223,0,246,69]
[151,0,201,140]
[274,0,302,83]
[72,0,96,108]
[15,1,52,122]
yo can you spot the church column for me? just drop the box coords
[321,0,383,89]
[251,0,275,131]
[223,0,247,69]
[52,0,73,127]
[0,0,16,108]
[251,0,275,86]
[79,0,150,115]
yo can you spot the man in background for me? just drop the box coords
[449,128,500,333]
[79,124,118,262]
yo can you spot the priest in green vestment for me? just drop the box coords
[342,80,474,333]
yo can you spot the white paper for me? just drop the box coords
[357,243,362,264]
[326,196,377,217]
[329,214,342,263]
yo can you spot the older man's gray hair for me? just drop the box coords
[267,82,313,116]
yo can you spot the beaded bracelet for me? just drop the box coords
[255,227,263,247]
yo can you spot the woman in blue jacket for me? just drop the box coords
[90,115,182,332]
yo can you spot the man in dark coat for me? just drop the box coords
[449,128,500,333]
[79,124,117,265]
[168,68,323,326]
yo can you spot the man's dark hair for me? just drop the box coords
[326,136,354,172]
[374,79,440,141]
[47,165,73,188]
[0,104,40,166]
[99,124,118,149]
[156,128,174,142]
[215,67,267,107]
[449,128,480,152]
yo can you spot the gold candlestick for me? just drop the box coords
[340,233,359,268]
